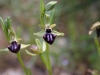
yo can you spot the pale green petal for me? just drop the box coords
[89,29,95,35]
[91,22,100,30]
[50,24,56,28]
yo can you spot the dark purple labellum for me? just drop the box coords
[8,41,21,53]
[43,33,56,45]
[43,28,56,45]
[96,27,100,38]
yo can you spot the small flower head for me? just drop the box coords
[89,22,100,38]
[34,24,64,45]
[43,27,56,45]
[8,41,21,53]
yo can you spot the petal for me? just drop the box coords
[90,22,100,30]
[50,24,56,28]
[88,29,95,35]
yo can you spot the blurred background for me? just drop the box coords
[0,0,100,75]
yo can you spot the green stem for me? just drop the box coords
[16,52,27,75]
[46,43,52,75]
[94,37,100,56]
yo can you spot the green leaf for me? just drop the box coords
[0,48,9,52]
[0,17,10,41]
[39,42,52,75]
[5,17,11,29]
[52,30,64,36]
[40,0,44,14]
[45,1,57,11]
[34,30,45,37]
[40,0,45,25]
[50,9,55,24]
[94,37,100,56]
[16,27,21,38]
[21,44,30,49]
[25,50,37,56]
[27,68,32,75]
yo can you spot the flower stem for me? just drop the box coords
[46,43,52,75]
[16,52,27,75]
[94,37,100,56]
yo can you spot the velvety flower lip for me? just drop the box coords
[96,27,100,38]
[8,41,21,53]
[43,33,56,45]
[43,28,56,45]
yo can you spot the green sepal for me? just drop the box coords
[42,41,46,52]
[35,39,46,53]
[0,48,9,52]
[39,24,45,29]
[52,30,64,36]
[45,1,57,11]
[34,30,45,37]
[35,39,42,52]
[25,50,37,56]
[21,44,30,49]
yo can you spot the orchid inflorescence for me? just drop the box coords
[0,0,64,75]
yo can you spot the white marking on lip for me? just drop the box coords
[50,34,52,41]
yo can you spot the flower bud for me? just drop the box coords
[30,45,40,54]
